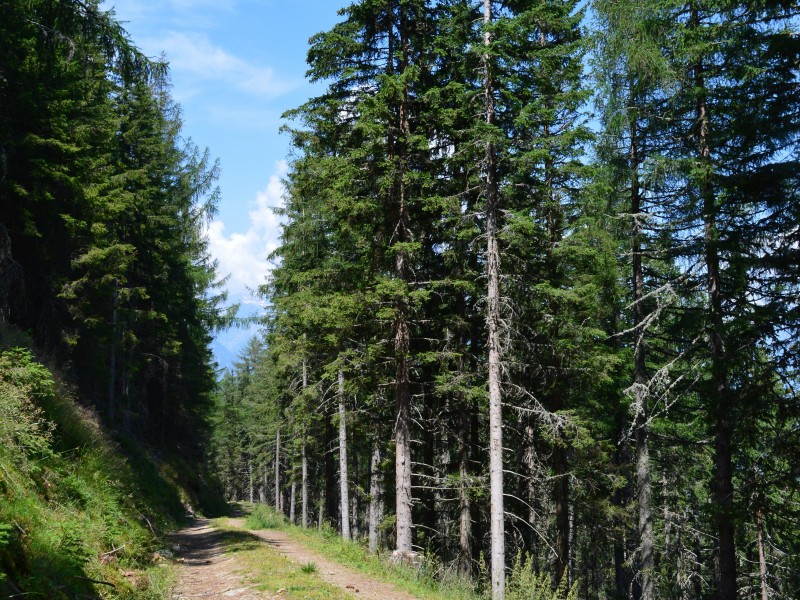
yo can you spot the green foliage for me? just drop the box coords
[0,349,55,462]
[0,342,191,597]
[300,561,317,574]
[506,553,577,600]
[246,504,289,531]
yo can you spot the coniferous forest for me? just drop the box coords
[1,0,799,599]
[0,0,230,445]
[210,2,800,600]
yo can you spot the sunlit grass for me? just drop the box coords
[228,504,482,600]
[211,523,348,599]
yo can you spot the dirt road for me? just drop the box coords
[171,518,419,600]
[170,520,264,599]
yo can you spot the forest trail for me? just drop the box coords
[171,517,419,600]
[171,519,264,599]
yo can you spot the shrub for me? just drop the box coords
[506,552,577,600]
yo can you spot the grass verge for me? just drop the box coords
[239,504,481,600]
[210,522,349,599]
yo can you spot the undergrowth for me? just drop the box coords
[0,336,226,598]
[241,505,577,600]
[242,504,479,599]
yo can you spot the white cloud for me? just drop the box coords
[207,161,288,304]
[145,32,297,100]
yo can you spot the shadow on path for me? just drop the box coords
[170,519,265,599]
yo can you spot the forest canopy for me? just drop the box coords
[210,2,800,600]
[0,0,231,450]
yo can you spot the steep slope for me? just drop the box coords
[0,329,226,599]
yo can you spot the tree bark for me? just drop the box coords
[692,9,736,596]
[458,407,472,576]
[757,508,769,600]
[338,368,351,541]
[290,481,297,524]
[302,439,309,528]
[483,1,504,597]
[368,441,383,554]
[302,357,309,527]
[249,461,254,504]
[553,446,569,586]
[630,106,654,600]
[391,2,414,558]
[275,427,281,512]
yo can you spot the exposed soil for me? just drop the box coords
[171,518,419,600]
[170,519,264,599]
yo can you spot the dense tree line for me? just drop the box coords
[0,0,229,451]
[210,1,800,599]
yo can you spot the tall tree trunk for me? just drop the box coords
[302,439,309,528]
[338,368,351,541]
[756,508,768,600]
[275,427,281,512]
[302,357,309,527]
[249,461,254,504]
[368,441,383,554]
[553,446,569,585]
[261,464,267,504]
[692,10,736,596]
[458,406,472,576]
[433,404,449,555]
[325,418,337,526]
[631,107,654,600]
[391,3,414,558]
[522,422,537,554]
[614,410,634,598]
[483,1,504,597]
[290,481,297,524]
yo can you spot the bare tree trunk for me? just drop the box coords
[756,508,769,600]
[458,408,472,576]
[275,427,281,512]
[338,368,351,541]
[522,423,537,553]
[483,2,504,597]
[390,5,415,558]
[554,447,569,586]
[435,404,450,554]
[259,480,267,504]
[249,461,254,504]
[302,439,309,527]
[692,12,736,596]
[368,441,383,554]
[302,357,309,527]
[318,489,324,530]
[352,490,360,541]
[290,481,297,524]
[630,107,654,600]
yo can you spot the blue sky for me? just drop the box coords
[100,0,348,366]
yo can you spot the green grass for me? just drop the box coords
[210,524,348,599]
[0,338,222,598]
[235,504,481,600]
[301,561,318,574]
